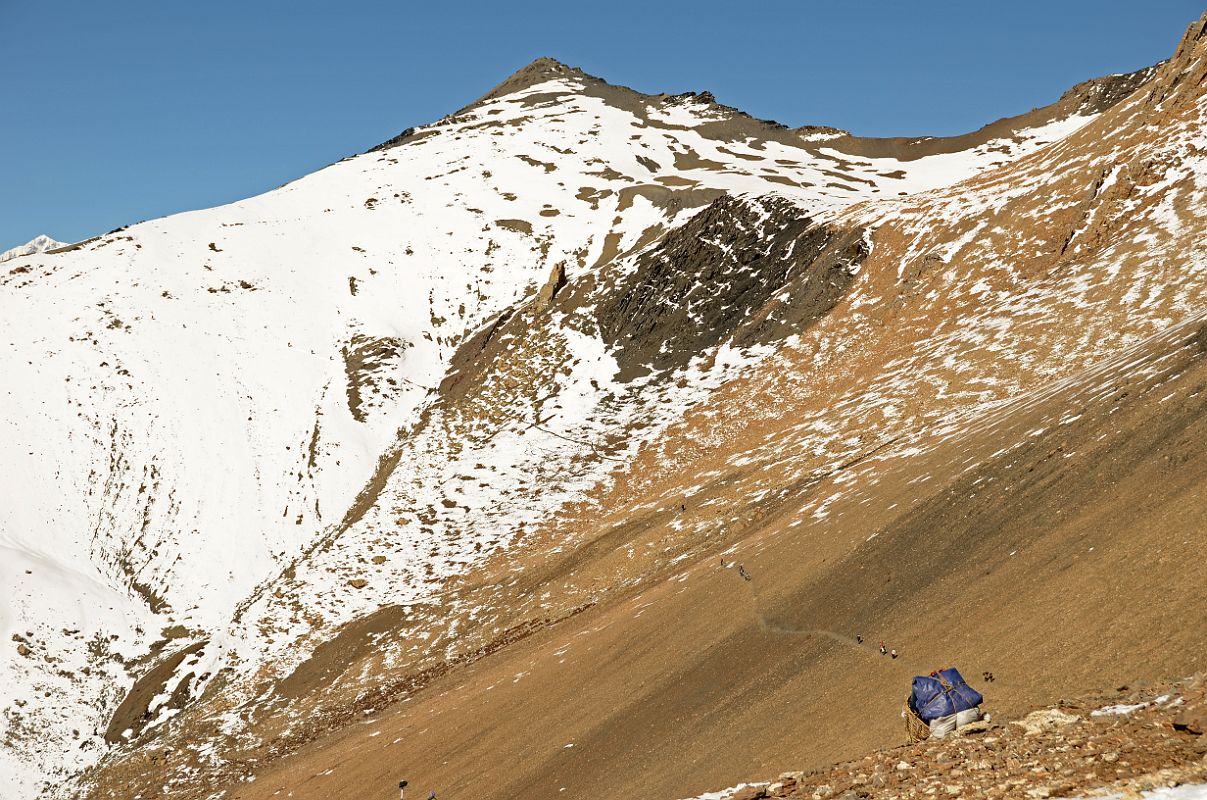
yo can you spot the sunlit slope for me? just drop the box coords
[3,16,1204,800]
[185,20,1207,799]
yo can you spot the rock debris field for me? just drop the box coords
[722,675,1207,800]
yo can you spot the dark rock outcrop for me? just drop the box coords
[596,195,868,380]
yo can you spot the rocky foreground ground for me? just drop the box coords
[729,675,1207,800]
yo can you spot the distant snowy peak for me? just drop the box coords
[0,234,66,263]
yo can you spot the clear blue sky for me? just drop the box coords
[2,1,1203,246]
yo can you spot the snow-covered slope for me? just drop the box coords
[0,46,1198,799]
[0,234,66,263]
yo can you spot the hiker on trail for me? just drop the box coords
[891,649,899,660]
[879,641,887,656]
[738,563,751,581]
[856,634,863,644]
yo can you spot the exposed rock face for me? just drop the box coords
[597,195,867,379]
[1057,63,1164,115]
[341,335,410,422]
[534,260,567,311]
[103,642,207,745]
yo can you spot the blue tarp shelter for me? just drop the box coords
[909,667,983,722]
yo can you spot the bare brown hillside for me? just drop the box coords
[186,311,1207,800]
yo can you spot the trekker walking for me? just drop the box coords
[856,634,863,645]
[738,563,751,581]
[879,641,887,656]
[891,648,899,660]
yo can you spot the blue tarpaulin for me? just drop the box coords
[910,668,984,722]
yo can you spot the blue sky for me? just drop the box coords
[2,1,1202,246]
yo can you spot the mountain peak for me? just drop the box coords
[372,57,604,152]
[0,233,66,263]
[473,56,597,105]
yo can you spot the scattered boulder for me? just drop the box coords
[1012,708,1080,736]
[953,719,992,737]
[1173,711,1206,736]
[692,675,1207,800]
[534,261,567,310]
[729,787,769,800]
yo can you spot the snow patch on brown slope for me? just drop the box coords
[188,308,1207,800]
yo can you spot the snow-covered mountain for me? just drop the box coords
[0,234,66,263]
[1,59,1108,795]
[3,14,1207,799]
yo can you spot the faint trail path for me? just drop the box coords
[728,563,926,670]
[758,618,871,650]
